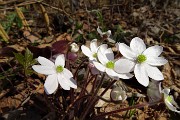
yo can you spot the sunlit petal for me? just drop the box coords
[107,38,115,43]
[38,56,54,67]
[62,68,77,89]
[143,45,163,57]
[114,58,135,73]
[55,54,65,67]
[97,26,103,36]
[145,64,164,80]
[81,45,93,58]
[44,74,58,95]
[32,65,55,75]
[93,61,106,72]
[146,57,168,66]
[134,64,149,87]
[130,37,146,54]
[57,74,70,90]
[90,39,98,53]
[118,43,137,60]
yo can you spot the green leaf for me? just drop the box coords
[14,52,25,66]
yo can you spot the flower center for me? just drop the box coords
[137,54,147,63]
[166,96,173,102]
[56,65,63,73]
[93,53,97,58]
[106,61,115,69]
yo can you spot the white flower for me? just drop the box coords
[32,54,77,94]
[93,44,133,79]
[81,39,98,61]
[97,26,115,43]
[110,87,127,102]
[115,37,168,87]
[159,83,180,113]
[70,43,79,52]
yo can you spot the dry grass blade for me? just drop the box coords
[39,3,52,35]
[15,6,31,31]
[0,23,9,42]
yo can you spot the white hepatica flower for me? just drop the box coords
[81,39,98,61]
[93,44,133,79]
[97,26,115,43]
[159,83,180,113]
[32,54,77,94]
[70,43,79,52]
[115,37,168,87]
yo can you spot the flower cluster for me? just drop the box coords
[82,31,167,86]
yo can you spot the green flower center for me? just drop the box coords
[137,54,147,63]
[166,96,173,102]
[106,61,115,69]
[93,53,97,58]
[56,65,63,73]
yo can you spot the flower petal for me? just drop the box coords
[118,43,137,60]
[62,68,77,89]
[93,61,106,72]
[32,65,55,75]
[97,44,109,64]
[57,74,70,90]
[143,45,163,57]
[130,37,146,54]
[134,64,149,87]
[37,56,54,67]
[107,38,115,43]
[145,64,164,80]
[106,69,133,79]
[44,74,58,94]
[106,30,111,37]
[55,54,65,67]
[81,45,93,58]
[97,26,103,36]
[105,48,114,61]
[90,39,98,53]
[146,57,168,66]
[165,100,180,113]
[114,58,135,73]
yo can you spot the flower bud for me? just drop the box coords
[70,43,79,52]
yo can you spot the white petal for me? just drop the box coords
[90,39,98,53]
[81,45,93,58]
[134,64,149,87]
[97,26,103,36]
[107,38,115,43]
[55,54,65,67]
[165,100,180,113]
[106,69,133,79]
[130,37,146,54]
[106,30,111,37]
[62,68,77,89]
[38,56,54,67]
[114,58,135,73]
[93,61,106,72]
[116,73,134,79]
[146,57,168,66]
[118,43,137,60]
[143,45,163,57]
[57,74,70,90]
[145,64,164,80]
[32,65,55,75]
[97,45,109,64]
[44,74,58,94]
[105,48,114,61]
[106,68,119,77]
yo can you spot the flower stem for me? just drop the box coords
[91,100,163,120]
